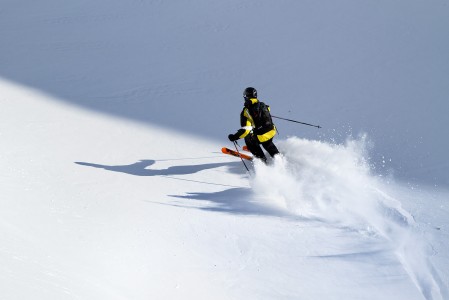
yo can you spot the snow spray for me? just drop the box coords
[249,136,446,300]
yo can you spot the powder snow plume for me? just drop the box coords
[250,136,447,300]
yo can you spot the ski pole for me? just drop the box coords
[272,115,321,128]
[233,141,250,173]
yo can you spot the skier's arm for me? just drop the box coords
[228,110,253,141]
[236,108,254,138]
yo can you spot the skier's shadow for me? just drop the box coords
[75,159,241,177]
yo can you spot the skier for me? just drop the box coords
[228,87,280,162]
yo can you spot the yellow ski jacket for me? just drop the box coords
[234,98,276,143]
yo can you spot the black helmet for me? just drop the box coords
[243,87,257,99]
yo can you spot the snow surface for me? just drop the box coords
[1,0,448,186]
[1,1,449,299]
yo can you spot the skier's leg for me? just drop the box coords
[244,134,267,162]
[261,139,280,157]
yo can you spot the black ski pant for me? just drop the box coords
[244,133,279,162]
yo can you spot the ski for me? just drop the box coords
[221,147,253,161]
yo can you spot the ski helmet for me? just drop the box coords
[243,87,257,99]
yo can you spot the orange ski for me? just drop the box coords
[221,147,253,161]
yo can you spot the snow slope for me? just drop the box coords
[1,0,448,185]
[1,79,448,299]
[1,0,449,299]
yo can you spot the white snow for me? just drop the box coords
[1,1,449,299]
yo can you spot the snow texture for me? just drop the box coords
[1,1,448,299]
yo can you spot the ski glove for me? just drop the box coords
[228,134,239,142]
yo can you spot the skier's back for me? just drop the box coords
[228,87,279,162]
